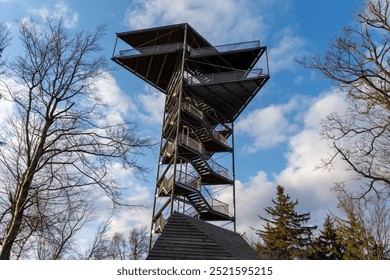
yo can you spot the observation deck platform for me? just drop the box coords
[112,23,269,121]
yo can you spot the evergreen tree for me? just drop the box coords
[336,208,368,259]
[314,214,343,259]
[334,194,379,260]
[255,185,317,259]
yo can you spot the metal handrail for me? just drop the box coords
[176,176,231,218]
[181,102,229,145]
[154,214,166,233]
[116,40,260,58]
[209,160,229,179]
[190,40,261,56]
[179,133,209,158]
[117,42,184,57]
[184,68,264,85]
[176,171,201,190]
[179,134,230,179]
[159,173,175,195]
[162,141,175,158]
[211,197,229,215]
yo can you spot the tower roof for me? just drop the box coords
[112,23,269,121]
[147,212,260,260]
[116,23,212,49]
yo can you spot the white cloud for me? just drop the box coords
[303,91,347,128]
[235,171,276,232]
[268,27,307,73]
[236,96,307,152]
[278,92,348,191]
[137,87,165,125]
[92,71,166,125]
[89,72,136,124]
[110,189,152,235]
[237,105,290,151]
[0,99,13,127]
[124,0,267,44]
[108,206,151,235]
[275,91,353,222]
[89,73,165,134]
[88,162,154,235]
[124,0,306,75]
[106,186,152,235]
[0,84,15,123]
[30,1,79,29]
[230,90,356,236]
[0,77,25,123]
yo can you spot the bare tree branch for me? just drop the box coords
[298,0,390,198]
[0,17,153,259]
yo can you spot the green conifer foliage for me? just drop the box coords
[335,199,377,260]
[255,185,317,259]
[315,214,343,259]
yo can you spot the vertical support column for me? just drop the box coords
[149,91,169,252]
[169,24,188,216]
[265,48,270,76]
[231,123,237,232]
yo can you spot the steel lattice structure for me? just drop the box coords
[112,23,269,243]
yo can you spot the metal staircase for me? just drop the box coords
[181,101,231,151]
[157,170,230,221]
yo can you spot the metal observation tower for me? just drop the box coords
[112,23,269,241]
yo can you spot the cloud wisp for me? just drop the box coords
[124,0,268,44]
[236,96,307,152]
[29,1,79,29]
[123,0,306,74]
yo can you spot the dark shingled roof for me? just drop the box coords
[147,212,260,260]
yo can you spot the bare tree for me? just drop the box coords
[32,193,92,260]
[0,18,152,259]
[85,226,149,260]
[334,188,390,259]
[84,219,112,260]
[128,226,149,260]
[0,21,11,80]
[298,0,390,197]
[0,21,11,58]
[110,232,130,260]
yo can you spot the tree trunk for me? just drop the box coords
[0,177,32,259]
[0,123,48,259]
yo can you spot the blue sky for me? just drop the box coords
[0,0,364,242]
